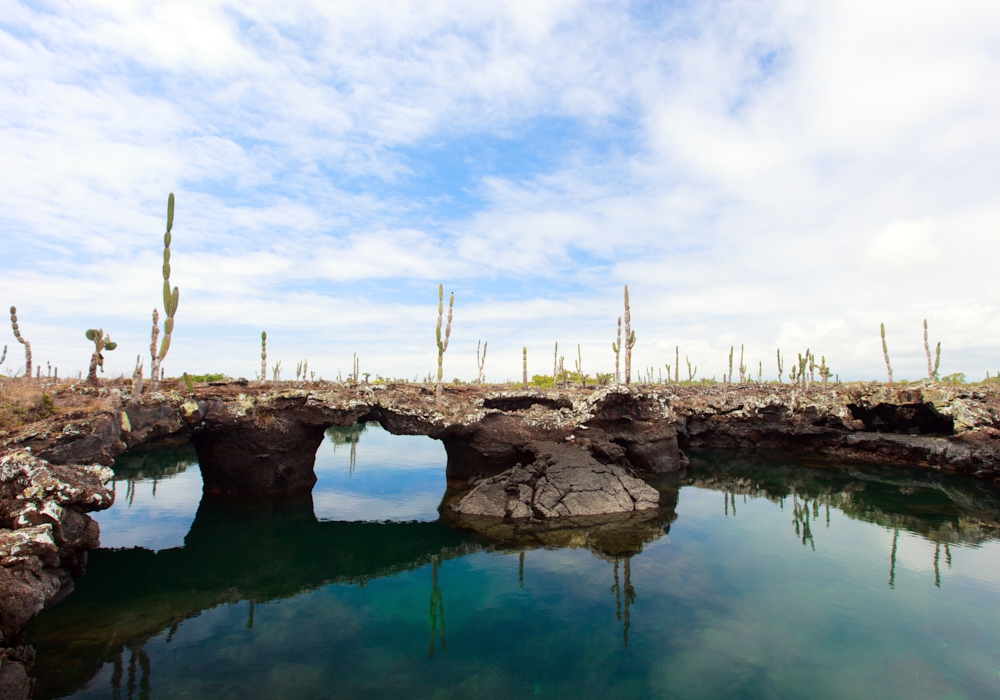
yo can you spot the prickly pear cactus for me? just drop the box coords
[86,328,117,386]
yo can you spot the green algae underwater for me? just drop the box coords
[28,425,1000,699]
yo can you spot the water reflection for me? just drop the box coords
[686,451,1000,590]
[28,442,1000,700]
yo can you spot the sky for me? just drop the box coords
[2,0,999,383]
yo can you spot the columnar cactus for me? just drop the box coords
[611,322,620,383]
[575,343,585,388]
[686,356,697,382]
[881,324,893,386]
[149,194,179,393]
[435,284,453,408]
[623,286,636,385]
[85,329,117,386]
[522,347,527,389]
[261,331,267,381]
[738,344,746,383]
[777,349,784,383]
[675,346,679,384]
[924,320,941,380]
[9,307,31,378]
[728,346,734,384]
[819,356,831,386]
[477,340,488,384]
[554,341,560,386]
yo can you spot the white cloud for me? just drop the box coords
[2,0,999,381]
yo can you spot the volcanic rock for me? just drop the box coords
[452,441,660,519]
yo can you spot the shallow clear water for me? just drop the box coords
[28,425,1000,699]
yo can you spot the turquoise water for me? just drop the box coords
[27,425,1000,699]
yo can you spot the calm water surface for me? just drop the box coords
[28,424,1000,699]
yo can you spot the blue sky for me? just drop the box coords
[2,0,1000,382]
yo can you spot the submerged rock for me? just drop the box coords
[452,441,660,519]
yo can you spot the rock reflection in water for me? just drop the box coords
[29,476,677,699]
[686,450,1000,588]
[26,446,1000,700]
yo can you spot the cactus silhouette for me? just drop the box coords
[149,193,179,393]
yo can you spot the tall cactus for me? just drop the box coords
[477,340,488,384]
[777,349,784,383]
[675,346,679,384]
[738,344,746,383]
[85,329,117,386]
[623,286,636,385]
[728,346,734,384]
[575,343,585,388]
[924,319,941,380]
[798,350,809,390]
[260,331,267,381]
[554,341,560,386]
[149,193,179,393]
[435,284,453,408]
[611,322,621,383]
[522,347,528,389]
[9,307,31,378]
[880,323,893,386]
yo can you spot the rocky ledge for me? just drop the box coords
[0,451,112,698]
[453,441,659,519]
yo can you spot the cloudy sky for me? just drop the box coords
[2,0,998,382]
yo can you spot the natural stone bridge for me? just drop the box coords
[11,381,1000,500]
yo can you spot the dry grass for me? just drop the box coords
[0,377,56,433]
[0,377,127,434]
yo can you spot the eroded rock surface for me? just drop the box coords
[452,442,660,519]
[0,451,113,699]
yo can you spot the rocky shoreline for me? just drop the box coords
[2,379,1000,696]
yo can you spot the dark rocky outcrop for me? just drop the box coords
[0,451,112,699]
[452,442,659,519]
